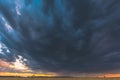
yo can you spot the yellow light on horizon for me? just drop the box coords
[0,72,56,77]
[98,74,120,78]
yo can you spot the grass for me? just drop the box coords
[0,77,120,80]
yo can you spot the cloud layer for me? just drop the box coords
[0,0,120,75]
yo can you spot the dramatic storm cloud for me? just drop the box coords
[0,0,120,75]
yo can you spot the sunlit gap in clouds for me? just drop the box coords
[15,0,24,16]
[0,55,32,72]
[0,34,10,56]
[0,35,32,72]
[0,12,22,43]
[0,41,10,55]
[0,15,14,33]
[9,55,32,72]
[0,44,32,72]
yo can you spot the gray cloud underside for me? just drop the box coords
[0,0,120,74]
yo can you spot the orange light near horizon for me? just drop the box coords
[98,74,120,78]
[0,60,10,67]
[0,55,32,72]
[0,72,56,77]
[105,74,120,78]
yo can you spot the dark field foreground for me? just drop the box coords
[0,77,120,80]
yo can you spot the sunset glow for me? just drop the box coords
[0,72,56,77]
[0,55,32,72]
[98,74,120,78]
[9,55,32,72]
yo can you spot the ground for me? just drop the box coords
[0,77,120,80]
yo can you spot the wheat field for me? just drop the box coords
[0,77,120,80]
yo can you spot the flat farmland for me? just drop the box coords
[0,77,120,80]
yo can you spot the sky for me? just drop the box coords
[0,0,120,76]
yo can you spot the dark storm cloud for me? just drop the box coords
[0,0,120,74]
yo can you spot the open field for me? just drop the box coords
[0,77,120,80]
